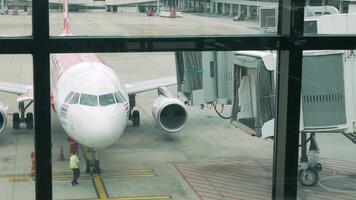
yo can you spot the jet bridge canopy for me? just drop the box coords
[232,50,348,138]
[232,51,276,137]
[175,51,234,106]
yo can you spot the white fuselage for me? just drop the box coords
[50,53,129,148]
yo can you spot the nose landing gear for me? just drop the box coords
[84,148,101,176]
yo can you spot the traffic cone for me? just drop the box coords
[30,151,35,177]
[58,145,65,161]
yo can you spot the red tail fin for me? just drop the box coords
[63,0,70,34]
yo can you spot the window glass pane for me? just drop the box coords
[0,55,35,199]
[69,92,79,104]
[50,0,279,36]
[99,93,116,106]
[118,91,126,102]
[0,0,32,36]
[50,51,274,199]
[304,2,356,35]
[80,93,98,106]
[114,91,123,103]
[64,91,74,103]
[297,50,356,199]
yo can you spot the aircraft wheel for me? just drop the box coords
[299,168,318,186]
[132,110,140,127]
[13,112,20,129]
[26,112,34,129]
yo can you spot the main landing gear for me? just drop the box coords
[85,148,101,176]
[13,101,33,129]
[129,95,140,127]
[298,132,323,186]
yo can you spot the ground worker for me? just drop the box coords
[69,151,80,187]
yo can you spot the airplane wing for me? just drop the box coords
[124,76,177,95]
[0,82,33,102]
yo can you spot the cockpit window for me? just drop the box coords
[64,91,74,103]
[69,93,80,104]
[99,93,116,106]
[114,92,123,103]
[118,91,126,102]
[80,93,98,106]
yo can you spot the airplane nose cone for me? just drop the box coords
[77,106,126,148]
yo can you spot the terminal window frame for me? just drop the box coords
[0,0,356,200]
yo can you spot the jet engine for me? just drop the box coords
[0,101,8,135]
[152,87,187,133]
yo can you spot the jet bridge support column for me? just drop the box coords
[210,0,213,13]
[246,5,250,18]
[215,1,218,14]
[229,3,233,16]
[222,3,225,15]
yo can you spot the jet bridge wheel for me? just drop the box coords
[299,168,318,186]
[13,113,20,129]
[25,112,33,129]
[132,110,140,127]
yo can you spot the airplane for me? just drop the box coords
[0,0,187,173]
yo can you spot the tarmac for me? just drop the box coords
[1,10,356,200]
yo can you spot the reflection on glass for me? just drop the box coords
[0,55,34,199]
[304,2,356,35]
[297,50,356,199]
[0,0,32,36]
[80,93,98,106]
[49,0,280,36]
[99,93,115,106]
[114,91,123,103]
[64,91,74,103]
[69,92,79,104]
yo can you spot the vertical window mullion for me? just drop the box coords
[32,0,52,199]
[273,0,305,199]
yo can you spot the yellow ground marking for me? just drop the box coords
[93,175,109,200]
[231,121,256,136]
[5,175,31,183]
[52,173,155,181]
[52,169,154,175]
[143,30,161,35]
[110,196,171,200]
[51,169,156,180]
[65,195,171,200]
[2,169,156,182]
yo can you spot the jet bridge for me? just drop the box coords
[231,51,276,138]
[176,49,356,186]
[175,51,234,106]
[232,50,356,186]
[232,50,353,137]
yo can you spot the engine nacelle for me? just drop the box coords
[152,95,187,133]
[0,101,8,134]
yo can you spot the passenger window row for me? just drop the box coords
[64,91,127,106]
